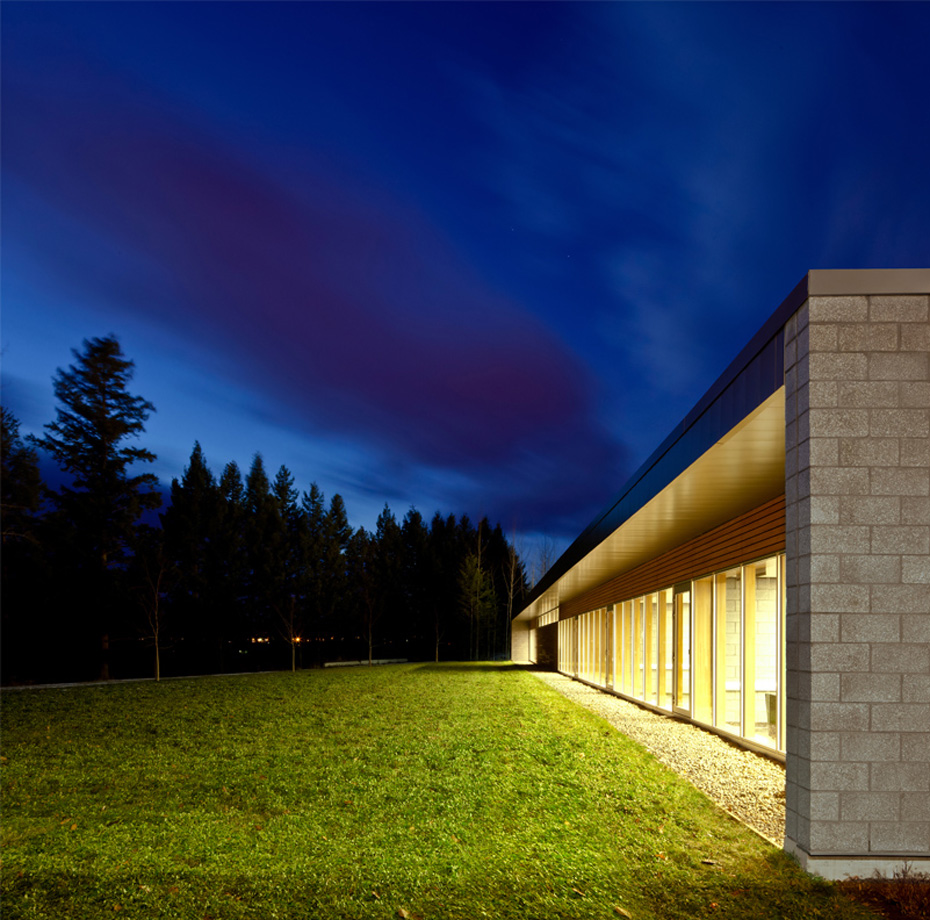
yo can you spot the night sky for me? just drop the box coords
[3,2,929,565]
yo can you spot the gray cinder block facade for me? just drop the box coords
[784,277,930,878]
[514,269,929,879]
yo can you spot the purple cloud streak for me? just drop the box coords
[4,54,626,532]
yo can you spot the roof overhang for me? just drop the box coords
[516,388,785,621]
[515,268,930,625]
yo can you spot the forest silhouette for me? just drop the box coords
[1,336,528,684]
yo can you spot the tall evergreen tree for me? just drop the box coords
[373,503,404,654]
[243,454,280,637]
[426,512,459,661]
[401,508,429,655]
[458,550,498,661]
[320,494,351,645]
[271,465,304,669]
[1,408,46,681]
[300,483,327,647]
[215,460,247,660]
[29,335,160,679]
[1,407,42,546]
[161,442,220,661]
[345,526,378,664]
[485,521,520,659]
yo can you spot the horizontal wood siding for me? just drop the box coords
[560,496,785,620]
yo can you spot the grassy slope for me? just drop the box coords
[1,663,875,920]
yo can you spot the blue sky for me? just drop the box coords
[3,2,929,567]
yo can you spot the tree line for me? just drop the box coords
[1,335,528,684]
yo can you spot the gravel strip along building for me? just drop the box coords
[532,670,786,846]
[513,270,930,880]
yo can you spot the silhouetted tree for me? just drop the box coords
[425,512,459,661]
[1,407,42,546]
[1,408,47,682]
[499,536,528,660]
[373,504,404,653]
[300,482,327,648]
[401,508,429,655]
[458,550,498,661]
[272,465,304,670]
[29,335,160,679]
[161,442,221,664]
[485,521,522,659]
[345,526,378,664]
[215,460,248,661]
[243,454,280,636]
[320,493,351,645]
[130,525,175,681]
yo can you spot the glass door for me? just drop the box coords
[674,589,692,715]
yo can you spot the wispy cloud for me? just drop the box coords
[3,44,626,535]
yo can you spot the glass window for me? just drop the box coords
[658,589,673,711]
[620,601,632,694]
[562,552,785,753]
[604,604,617,689]
[692,577,714,724]
[644,593,658,704]
[715,567,742,735]
[748,558,779,748]
[780,554,787,751]
[674,590,691,712]
[583,612,592,682]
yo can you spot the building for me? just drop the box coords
[512,269,930,880]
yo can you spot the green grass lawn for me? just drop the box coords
[1,663,876,920]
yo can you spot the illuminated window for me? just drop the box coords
[747,557,780,748]
[604,604,617,690]
[620,601,632,694]
[659,589,673,711]
[632,597,644,701]
[642,593,656,704]
[692,577,713,724]
[715,567,742,736]
[674,590,691,712]
[570,553,785,752]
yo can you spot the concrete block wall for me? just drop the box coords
[785,291,930,879]
[511,617,531,664]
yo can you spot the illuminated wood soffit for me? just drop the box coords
[532,388,786,616]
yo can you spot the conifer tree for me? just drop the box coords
[320,494,351,644]
[272,465,304,669]
[1,408,46,681]
[427,512,459,661]
[300,483,327,645]
[30,335,160,679]
[1,407,42,546]
[243,454,280,635]
[401,508,429,654]
[215,460,247,659]
[374,504,404,652]
[161,443,218,636]
[458,550,497,661]
[345,526,378,664]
